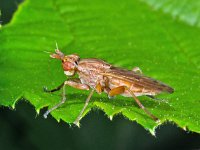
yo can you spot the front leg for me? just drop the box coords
[43,79,90,118]
[44,79,88,93]
[44,82,64,93]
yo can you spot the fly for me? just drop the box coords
[43,47,174,125]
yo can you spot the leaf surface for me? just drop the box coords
[142,0,200,27]
[0,0,200,134]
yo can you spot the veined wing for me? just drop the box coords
[103,66,174,94]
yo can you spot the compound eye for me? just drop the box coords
[62,61,73,71]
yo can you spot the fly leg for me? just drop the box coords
[74,81,103,126]
[147,95,168,104]
[132,67,142,74]
[44,82,64,93]
[109,86,160,122]
[103,76,113,99]
[73,89,95,126]
[43,79,90,118]
[146,95,160,100]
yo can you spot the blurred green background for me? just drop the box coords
[0,0,200,150]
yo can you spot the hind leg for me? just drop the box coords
[108,86,160,122]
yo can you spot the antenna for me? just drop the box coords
[43,51,52,54]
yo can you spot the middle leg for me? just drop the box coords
[73,80,105,126]
[73,89,95,126]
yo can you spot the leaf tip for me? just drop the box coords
[74,122,80,128]
[149,127,156,136]
[182,126,188,131]
[11,103,15,109]
[109,115,113,121]
[36,109,40,114]
[55,117,61,123]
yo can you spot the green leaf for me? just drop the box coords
[0,0,200,135]
[142,0,200,27]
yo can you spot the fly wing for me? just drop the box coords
[103,67,174,94]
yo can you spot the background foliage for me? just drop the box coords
[0,0,200,136]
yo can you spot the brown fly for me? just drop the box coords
[43,47,174,125]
